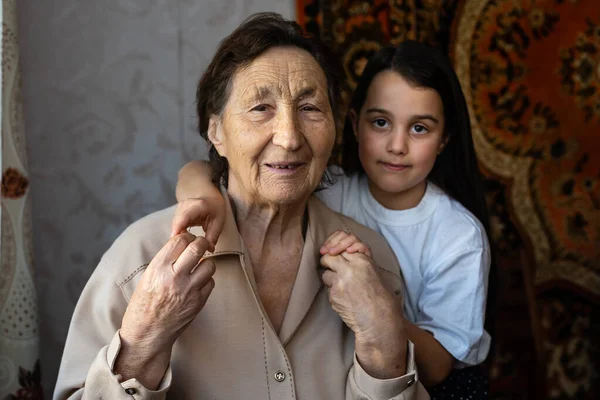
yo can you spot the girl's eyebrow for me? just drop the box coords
[365,108,441,124]
[365,107,391,115]
[411,114,440,124]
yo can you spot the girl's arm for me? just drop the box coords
[402,319,453,387]
[175,160,218,202]
[321,230,453,387]
[172,160,225,248]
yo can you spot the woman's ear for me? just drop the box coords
[349,109,359,140]
[207,115,225,157]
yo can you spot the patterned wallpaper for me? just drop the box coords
[16,0,293,395]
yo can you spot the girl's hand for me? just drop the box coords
[319,230,372,258]
[171,195,226,251]
[173,160,225,249]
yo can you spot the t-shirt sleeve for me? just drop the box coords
[315,166,358,215]
[415,237,491,366]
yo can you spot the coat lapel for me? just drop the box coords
[278,196,351,345]
[192,192,352,346]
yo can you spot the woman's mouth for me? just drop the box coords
[265,162,305,174]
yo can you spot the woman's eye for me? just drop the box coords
[411,124,428,134]
[251,104,269,112]
[300,105,319,112]
[373,118,389,128]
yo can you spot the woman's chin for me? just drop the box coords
[258,184,312,206]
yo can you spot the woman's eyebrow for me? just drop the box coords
[295,87,317,101]
[246,86,273,103]
[245,86,318,103]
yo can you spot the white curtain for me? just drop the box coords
[0,0,42,398]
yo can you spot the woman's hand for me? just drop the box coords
[115,233,216,389]
[319,230,372,258]
[320,251,407,379]
[171,196,226,250]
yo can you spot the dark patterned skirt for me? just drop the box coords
[428,365,489,399]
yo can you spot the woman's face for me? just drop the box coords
[353,70,447,209]
[209,46,335,206]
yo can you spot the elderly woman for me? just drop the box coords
[54,13,428,400]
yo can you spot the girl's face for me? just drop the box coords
[352,70,447,210]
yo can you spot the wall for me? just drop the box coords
[17,0,294,394]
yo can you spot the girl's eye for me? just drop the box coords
[411,124,428,134]
[373,118,389,128]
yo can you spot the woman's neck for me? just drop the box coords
[227,191,308,251]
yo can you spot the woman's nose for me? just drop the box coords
[272,110,302,151]
[387,131,408,155]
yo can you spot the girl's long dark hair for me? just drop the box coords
[341,41,496,345]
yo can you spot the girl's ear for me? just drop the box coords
[438,134,450,155]
[349,109,359,140]
[207,115,225,157]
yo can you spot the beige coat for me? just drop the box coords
[54,195,429,399]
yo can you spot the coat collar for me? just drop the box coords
[192,191,355,344]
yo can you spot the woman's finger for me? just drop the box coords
[320,253,348,273]
[321,269,337,287]
[172,236,213,275]
[190,259,217,288]
[155,233,197,267]
[193,278,215,309]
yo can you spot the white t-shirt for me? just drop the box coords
[317,167,491,366]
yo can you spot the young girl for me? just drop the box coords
[173,41,492,397]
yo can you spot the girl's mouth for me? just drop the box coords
[380,162,409,171]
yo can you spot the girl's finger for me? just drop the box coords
[347,242,372,257]
[203,212,225,249]
[328,234,359,255]
[171,213,192,237]
[323,231,347,248]
[171,199,210,237]
[320,231,349,254]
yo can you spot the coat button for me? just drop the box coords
[125,387,137,395]
[274,371,286,382]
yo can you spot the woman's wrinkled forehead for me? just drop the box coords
[229,47,330,106]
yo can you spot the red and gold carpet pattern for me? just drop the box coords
[297,1,600,398]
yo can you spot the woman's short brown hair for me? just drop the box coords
[196,12,342,185]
